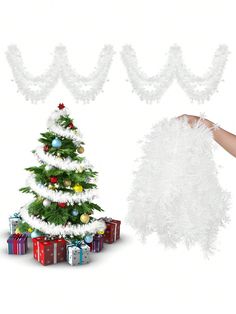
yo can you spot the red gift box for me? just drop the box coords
[103,219,121,244]
[32,237,66,266]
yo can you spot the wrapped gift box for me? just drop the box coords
[89,234,104,252]
[9,213,22,234]
[32,237,66,266]
[67,242,90,266]
[7,234,28,255]
[102,218,121,244]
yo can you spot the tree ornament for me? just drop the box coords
[80,213,90,224]
[48,184,56,190]
[72,209,79,216]
[31,229,44,238]
[73,184,83,193]
[58,103,65,110]
[68,122,74,129]
[97,230,105,235]
[84,234,94,244]
[28,227,33,233]
[15,227,21,234]
[50,176,58,184]
[43,199,51,207]
[57,152,62,157]
[44,145,50,152]
[58,202,67,208]
[64,179,72,187]
[77,146,85,154]
[52,137,62,148]
[37,196,44,201]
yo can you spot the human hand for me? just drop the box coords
[177,114,213,129]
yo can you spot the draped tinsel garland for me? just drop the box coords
[127,117,230,255]
[6,45,115,103]
[121,45,229,103]
[34,146,91,171]
[27,175,96,204]
[20,205,106,236]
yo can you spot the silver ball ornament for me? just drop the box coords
[72,209,79,216]
[43,199,51,207]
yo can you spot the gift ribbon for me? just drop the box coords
[10,212,21,219]
[37,239,58,263]
[100,216,113,223]
[37,241,40,261]
[53,243,57,264]
[67,242,85,265]
[80,247,83,265]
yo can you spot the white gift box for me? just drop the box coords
[9,213,22,234]
[67,243,90,266]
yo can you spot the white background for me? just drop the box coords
[0,0,236,313]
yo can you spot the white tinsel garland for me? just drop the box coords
[47,108,83,145]
[27,175,96,204]
[20,205,106,236]
[35,147,91,171]
[121,45,229,103]
[127,117,230,255]
[6,45,115,103]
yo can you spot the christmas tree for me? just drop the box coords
[17,103,106,242]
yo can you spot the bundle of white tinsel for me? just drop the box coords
[127,117,230,255]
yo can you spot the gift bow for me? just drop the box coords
[10,212,21,219]
[100,217,113,222]
[67,240,84,248]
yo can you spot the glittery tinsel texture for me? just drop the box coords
[6,45,115,103]
[127,118,230,255]
[121,45,229,103]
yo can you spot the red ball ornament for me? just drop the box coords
[50,176,58,184]
[58,103,65,110]
[44,145,49,152]
[68,122,74,129]
[58,202,67,208]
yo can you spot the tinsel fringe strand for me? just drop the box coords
[127,117,230,255]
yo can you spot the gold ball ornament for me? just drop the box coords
[73,184,83,193]
[97,230,105,235]
[64,179,72,187]
[77,146,85,154]
[76,165,84,173]
[80,213,90,224]
[28,228,33,233]
[15,227,21,234]
[48,184,56,190]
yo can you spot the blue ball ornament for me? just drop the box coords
[72,209,79,216]
[52,137,62,148]
[84,234,94,244]
[31,229,44,239]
